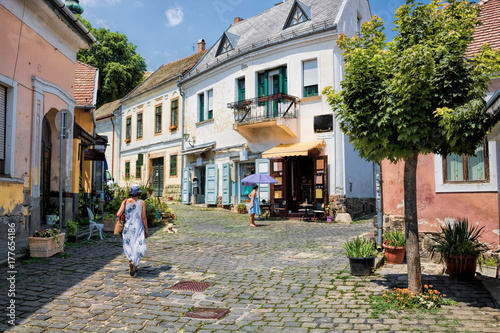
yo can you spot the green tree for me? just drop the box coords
[77,17,147,108]
[323,0,500,294]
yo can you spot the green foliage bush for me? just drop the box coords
[430,218,486,258]
[343,236,377,258]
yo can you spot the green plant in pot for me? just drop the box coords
[429,218,486,280]
[343,236,378,276]
[66,220,78,242]
[236,203,247,214]
[383,230,406,264]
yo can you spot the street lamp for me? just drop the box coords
[183,133,195,147]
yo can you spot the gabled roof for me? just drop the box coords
[122,50,207,102]
[183,0,344,81]
[74,61,98,107]
[466,0,500,57]
[95,99,121,120]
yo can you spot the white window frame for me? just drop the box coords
[197,88,214,123]
[303,59,319,97]
[0,74,17,178]
[434,140,498,193]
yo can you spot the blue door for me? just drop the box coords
[222,163,231,205]
[205,164,218,205]
[181,167,191,204]
[255,159,270,202]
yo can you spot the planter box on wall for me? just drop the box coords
[29,233,65,257]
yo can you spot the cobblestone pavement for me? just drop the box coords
[1,204,499,332]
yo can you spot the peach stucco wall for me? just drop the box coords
[0,6,76,182]
[381,154,499,248]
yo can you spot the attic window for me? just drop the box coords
[285,2,309,28]
[217,36,233,56]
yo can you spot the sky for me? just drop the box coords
[80,0,432,72]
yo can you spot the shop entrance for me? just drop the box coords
[194,166,205,204]
[270,155,327,218]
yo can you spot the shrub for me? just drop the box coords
[66,220,78,237]
[343,236,377,258]
[383,230,405,247]
[430,218,486,258]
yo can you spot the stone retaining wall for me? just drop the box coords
[164,185,181,201]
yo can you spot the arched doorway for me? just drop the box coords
[41,117,52,219]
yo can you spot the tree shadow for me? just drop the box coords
[371,272,497,309]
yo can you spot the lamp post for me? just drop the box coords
[183,133,195,147]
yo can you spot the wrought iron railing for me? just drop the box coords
[228,94,299,124]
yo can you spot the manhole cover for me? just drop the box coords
[185,307,229,320]
[167,281,212,292]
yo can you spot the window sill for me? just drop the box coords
[196,118,214,126]
[300,95,321,103]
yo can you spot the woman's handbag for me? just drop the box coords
[114,213,125,236]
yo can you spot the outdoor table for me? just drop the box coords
[259,203,274,219]
[299,203,313,221]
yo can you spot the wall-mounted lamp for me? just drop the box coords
[183,133,196,147]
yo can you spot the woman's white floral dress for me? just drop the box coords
[122,199,147,267]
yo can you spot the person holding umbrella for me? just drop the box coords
[248,184,260,227]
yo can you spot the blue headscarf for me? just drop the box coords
[129,184,142,196]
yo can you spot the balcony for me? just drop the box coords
[228,94,299,140]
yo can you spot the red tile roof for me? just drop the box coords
[466,0,500,57]
[74,61,98,106]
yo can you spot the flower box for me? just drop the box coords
[169,125,178,131]
[29,233,65,257]
[124,139,131,143]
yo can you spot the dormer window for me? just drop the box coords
[216,34,233,56]
[284,1,310,29]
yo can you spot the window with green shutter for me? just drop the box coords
[199,93,204,122]
[155,105,162,134]
[137,113,143,138]
[170,154,177,176]
[136,160,141,179]
[125,161,130,179]
[171,99,178,127]
[126,117,132,141]
[237,78,245,102]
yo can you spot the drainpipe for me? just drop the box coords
[177,74,186,203]
[110,116,115,180]
[376,162,383,248]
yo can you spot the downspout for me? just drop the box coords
[177,74,186,203]
[376,162,383,248]
[110,116,115,180]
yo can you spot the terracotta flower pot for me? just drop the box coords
[444,255,477,280]
[383,244,406,264]
[29,233,65,257]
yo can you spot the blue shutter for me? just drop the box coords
[182,167,191,204]
[222,163,231,205]
[205,164,218,205]
[255,159,270,202]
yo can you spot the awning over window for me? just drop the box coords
[261,140,324,158]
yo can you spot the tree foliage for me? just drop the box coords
[77,17,147,108]
[323,0,500,164]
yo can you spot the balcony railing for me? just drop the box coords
[228,94,299,124]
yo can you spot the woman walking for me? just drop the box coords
[248,184,260,227]
[116,184,148,276]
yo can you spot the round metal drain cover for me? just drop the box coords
[167,280,212,292]
[185,307,229,320]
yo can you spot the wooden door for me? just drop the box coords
[152,157,164,197]
[205,164,218,205]
[313,155,328,210]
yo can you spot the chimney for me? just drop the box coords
[234,17,244,24]
[197,39,206,53]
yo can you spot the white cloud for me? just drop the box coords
[165,5,184,27]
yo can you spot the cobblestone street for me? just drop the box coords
[1,204,499,332]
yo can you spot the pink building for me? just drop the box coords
[381,0,500,250]
[0,0,96,239]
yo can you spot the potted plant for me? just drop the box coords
[236,203,247,214]
[325,204,335,222]
[429,218,486,280]
[46,203,59,225]
[383,230,406,264]
[102,213,116,232]
[343,236,378,276]
[29,228,65,257]
[66,220,78,242]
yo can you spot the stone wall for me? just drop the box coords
[164,185,181,201]
[329,195,376,220]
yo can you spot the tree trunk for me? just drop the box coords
[404,151,423,294]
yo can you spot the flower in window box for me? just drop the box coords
[125,138,131,143]
[169,125,178,131]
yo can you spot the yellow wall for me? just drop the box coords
[0,182,26,214]
[73,109,94,194]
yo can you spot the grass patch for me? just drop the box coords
[22,257,49,264]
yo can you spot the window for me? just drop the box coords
[125,161,130,179]
[0,85,6,174]
[155,105,162,134]
[444,140,489,182]
[126,116,132,141]
[137,113,143,139]
[303,59,318,97]
[199,93,204,122]
[217,35,233,56]
[207,90,213,120]
[237,78,245,101]
[285,3,309,28]
[170,99,179,128]
[170,154,177,176]
[136,160,141,179]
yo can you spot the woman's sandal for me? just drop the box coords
[129,263,136,276]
